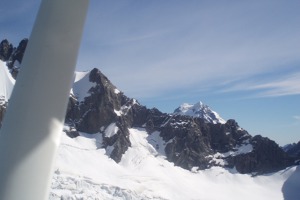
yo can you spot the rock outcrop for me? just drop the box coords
[227,135,294,174]
[0,39,14,61]
[0,38,28,78]
[283,141,300,161]
[0,100,7,128]
[65,68,133,162]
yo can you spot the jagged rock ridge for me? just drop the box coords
[62,61,294,174]
[0,39,295,174]
[0,39,28,78]
[283,141,300,162]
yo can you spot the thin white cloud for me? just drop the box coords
[75,1,300,100]
[254,76,300,97]
[5,0,300,101]
[222,72,300,98]
[293,116,300,121]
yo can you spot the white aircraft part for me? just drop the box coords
[0,0,89,200]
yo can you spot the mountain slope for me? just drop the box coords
[64,67,293,174]
[50,128,299,200]
[0,60,15,127]
[0,60,15,101]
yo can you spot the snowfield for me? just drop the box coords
[51,128,300,200]
[0,61,15,102]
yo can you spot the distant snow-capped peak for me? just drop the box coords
[173,101,226,124]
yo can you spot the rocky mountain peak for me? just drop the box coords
[174,101,226,124]
[283,141,300,161]
[0,38,28,78]
[64,72,297,173]
[0,39,13,61]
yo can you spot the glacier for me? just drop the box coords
[51,128,299,200]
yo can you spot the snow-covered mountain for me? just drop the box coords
[50,127,299,200]
[63,67,294,174]
[174,101,226,124]
[282,141,300,160]
[1,39,300,199]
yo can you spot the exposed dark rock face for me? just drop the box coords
[8,39,28,67]
[0,39,28,127]
[68,68,130,133]
[208,119,251,153]
[141,115,293,173]
[65,129,80,139]
[0,38,28,78]
[283,141,300,160]
[65,68,134,162]
[0,39,14,61]
[102,120,131,163]
[161,115,212,170]
[0,101,7,128]
[226,135,294,174]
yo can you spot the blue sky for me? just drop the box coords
[1,0,300,145]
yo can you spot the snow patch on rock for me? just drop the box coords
[72,71,96,102]
[105,123,119,138]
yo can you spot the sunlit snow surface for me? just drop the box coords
[175,102,226,124]
[0,61,15,103]
[71,71,96,102]
[51,128,299,200]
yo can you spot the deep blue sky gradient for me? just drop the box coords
[1,0,299,145]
